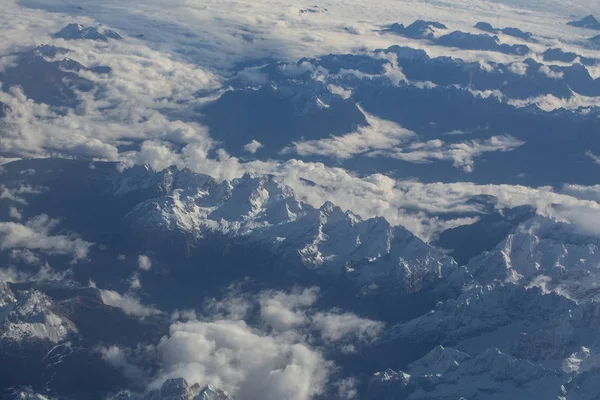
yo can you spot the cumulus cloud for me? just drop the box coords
[258,288,319,331]
[255,288,383,343]
[335,377,359,398]
[113,287,384,399]
[154,319,330,400]
[243,140,263,154]
[311,311,383,343]
[538,65,564,79]
[0,184,42,204]
[138,254,152,271]
[8,206,22,220]
[0,214,92,261]
[100,289,161,318]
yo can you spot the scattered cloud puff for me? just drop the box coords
[129,273,142,290]
[243,140,263,154]
[538,65,564,79]
[9,248,41,265]
[101,345,149,384]
[255,288,383,343]
[0,262,71,283]
[0,184,42,204]
[138,254,152,271]
[8,206,22,220]
[258,287,319,331]
[0,214,92,262]
[100,289,161,318]
[311,311,383,343]
[586,150,600,165]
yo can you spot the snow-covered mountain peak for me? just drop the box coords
[195,385,232,400]
[0,287,76,343]
[53,23,122,41]
[142,378,232,400]
[119,166,461,295]
[466,215,600,301]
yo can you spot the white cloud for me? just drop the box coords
[1,0,598,245]
[101,345,148,383]
[0,0,594,179]
[281,109,523,172]
[509,92,600,111]
[552,206,600,236]
[100,289,161,318]
[9,248,41,265]
[0,1,220,164]
[335,377,359,398]
[371,135,525,173]
[282,109,415,159]
[311,312,383,342]
[0,262,71,283]
[138,254,152,271]
[154,318,330,400]
[586,150,600,165]
[538,65,564,79]
[0,184,42,204]
[508,61,528,75]
[8,206,22,220]
[137,287,384,399]
[243,140,263,154]
[256,288,383,343]
[258,288,319,331]
[0,215,92,261]
[129,273,142,290]
[561,184,600,202]
[327,84,352,99]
